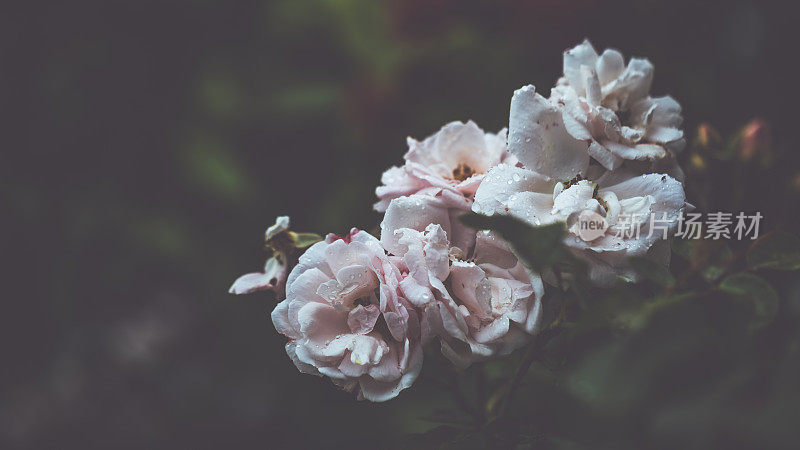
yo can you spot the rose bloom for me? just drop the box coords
[381,198,545,367]
[375,121,514,213]
[549,39,685,171]
[475,85,687,286]
[271,230,422,401]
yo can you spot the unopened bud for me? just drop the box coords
[739,118,771,162]
[695,123,722,149]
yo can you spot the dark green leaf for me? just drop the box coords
[690,239,733,282]
[629,256,676,288]
[459,213,567,271]
[746,231,800,271]
[718,272,779,331]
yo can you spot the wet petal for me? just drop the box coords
[505,191,557,227]
[604,173,685,222]
[449,261,492,319]
[347,304,380,334]
[380,195,451,256]
[297,302,347,339]
[509,85,589,180]
[472,164,552,217]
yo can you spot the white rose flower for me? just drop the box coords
[474,162,685,285]
[550,39,685,171]
[477,82,687,285]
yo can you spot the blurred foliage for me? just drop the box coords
[413,212,800,448]
[746,231,800,272]
[3,0,800,448]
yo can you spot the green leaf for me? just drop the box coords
[689,239,733,282]
[629,257,676,288]
[459,213,567,272]
[718,272,779,331]
[746,231,800,271]
[290,232,324,249]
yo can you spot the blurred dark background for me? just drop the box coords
[2,0,799,448]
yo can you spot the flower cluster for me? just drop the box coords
[231,39,688,401]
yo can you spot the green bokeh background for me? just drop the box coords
[2,0,798,448]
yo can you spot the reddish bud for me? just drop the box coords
[696,123,722,148]
[739,118,771,162]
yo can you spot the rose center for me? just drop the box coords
[452,163,476,181]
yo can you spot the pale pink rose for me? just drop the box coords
[375,121,514,213]
[383,217,544,368]
[271,229,423,402]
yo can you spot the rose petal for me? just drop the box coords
[588,141,623,170]
[265,216,290,240]
[380,195,452,256]
[595,48,625,85]
[347,304,380,334]
[228,272,276,295]
[449,261,492,319]
[271,300,300,339]
[472,164,552,216]
[286,341,320,376]
[509,85,589,180]
[563,39,598,94]
[604,141,667,161]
